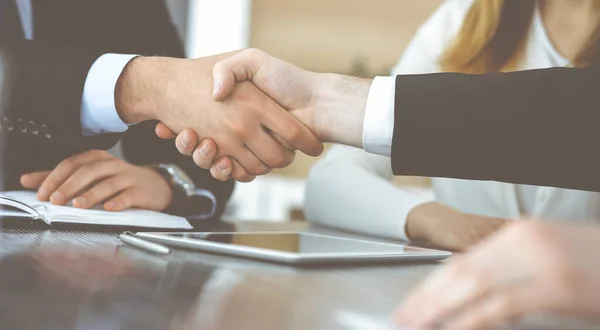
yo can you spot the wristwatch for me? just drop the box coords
[150,164,196,213]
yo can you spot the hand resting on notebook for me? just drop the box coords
[20,150,173,212]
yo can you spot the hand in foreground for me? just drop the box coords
[117,53,324,181]
[406,202,507,252]
[156,49,373,181]
[20,150,173,212]
[395,221,600,330]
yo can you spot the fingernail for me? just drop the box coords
[105,201,118,211]
[38,187,50,200]
[213,80,222,98]
[181,131,191,148]
[216,160,228,171]
[199,142,212,156]
[73,197,87,208]
[50,192,65,204]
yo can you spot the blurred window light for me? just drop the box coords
[186,0,252,58]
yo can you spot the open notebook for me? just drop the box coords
[0,191,192,229]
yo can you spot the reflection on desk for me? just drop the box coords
[0,222,597,330]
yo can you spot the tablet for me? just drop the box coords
[135,232,452,265]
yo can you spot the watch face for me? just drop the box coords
[159,164,195,196]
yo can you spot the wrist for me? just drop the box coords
[115,56,160,124]
[312,73,371,148]
[406,202,462,241]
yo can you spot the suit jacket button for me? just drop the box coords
[40,124,51,139]
[28,121,38,135]
[3,118,13,131]
[16,119,27,133]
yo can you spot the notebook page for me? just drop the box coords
[2,191,192,229]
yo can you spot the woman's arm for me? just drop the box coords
[305,145,431,240]
[304,0,475,240]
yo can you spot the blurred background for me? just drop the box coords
[165,0,443,221]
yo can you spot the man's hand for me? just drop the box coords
[406,202,507,252]
[395,221,600,330]
[20,150,173,212]
[116,53,324,180]
[156,49,372,181]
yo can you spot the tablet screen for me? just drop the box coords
[160,233,421,254]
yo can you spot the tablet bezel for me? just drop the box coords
[135,231,452,265]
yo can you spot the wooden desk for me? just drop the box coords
[0,221,597,330]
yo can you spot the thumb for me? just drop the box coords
[212,49,271,101]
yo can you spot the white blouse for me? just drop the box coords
[305,0,600,241]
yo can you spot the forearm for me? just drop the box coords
[115,51,243,126]
[305,149,430,241]
[406,202,508,251]
[311,74,372,148]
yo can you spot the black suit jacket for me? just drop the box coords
[392,67,600,192]
[0,0,234,220]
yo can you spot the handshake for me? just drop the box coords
[116,49,372,182]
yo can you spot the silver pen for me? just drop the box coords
[118,232,171,255]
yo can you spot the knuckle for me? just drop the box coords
[247,165,266,176]
[41,178,59,190]
[104,158,125,171]
[73,166,94,181]
[245,48,264,58]
[59,157,75,170]
[284,123,302,141]
[269,151,294,169]
[213,60,226,72]
[231,122,251,139]
[89,149,107,158]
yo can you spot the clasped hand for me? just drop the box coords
[147,49,326,182]
[153,49,370,182]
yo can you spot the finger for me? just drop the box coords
[395,258,491,329]
[175,129,199,156]
[20,171,51,190]
[212,48,271,101]
[232,146,271,177]
[209,157,234,181]
[224,158,256,183]
[72,175,132,209]
[246,129,295,169]
[104,188,139,212]
[51,159,122,205]
[155,122,177,139]
[192,139,218,169]
[261,105,324,157]
[443,290,536,330]
[270,130,295,151]
[38,150,112,201]
[210,157,257,182]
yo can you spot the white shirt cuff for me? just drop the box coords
[362,76,396,157]
[81,53,138,136]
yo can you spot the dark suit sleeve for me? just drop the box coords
[391,67,600,192]
[0,36,121,153]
